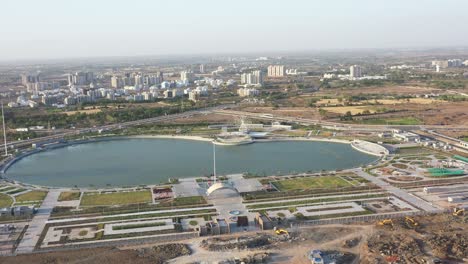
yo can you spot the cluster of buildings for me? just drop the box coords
[322,65,387,81]
[13,69,239,107]
[110,72,163,89]
[237,87,259,97]
[240,70,263,86]
[432,59,468,72]
[8,95,38,108]
[13,63,306,108]
[267,65,286,77]
[267,65,305,77]
[21,73,66,93]
[68,72,94,86]
[378,130,457,151]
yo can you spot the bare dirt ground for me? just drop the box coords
[351,101,468,125]
[315,85,448,97]
[1,215,466,264]
[237,97,468,126]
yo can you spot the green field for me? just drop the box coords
[0,186,16,193]
[0,193,13,207]
[358,117,422,125]
[159,196,206,207]
[272,176,353,191]
[5,188,27,195]
[80,190,152,206]
[58,192,81,201]
[15,190,48,203]
[396,147,435,155]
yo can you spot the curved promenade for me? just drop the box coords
[351,140,389,157]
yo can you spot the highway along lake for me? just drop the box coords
[5,138,377,187]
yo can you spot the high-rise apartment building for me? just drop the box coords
[349,65,362,78]
[68,72,94,86]
[180,70,194,82]
[21,73,40,86]
[111,76,124,88]
[241,70,263,86]
[267,65,286,77]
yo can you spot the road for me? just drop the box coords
[3,105,467,152]
[15,190,61,253]
[352,168,442,213]
[1,105,230,151]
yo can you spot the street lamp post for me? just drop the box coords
[213,142,216,185]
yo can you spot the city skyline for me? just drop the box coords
[1,0,468,61]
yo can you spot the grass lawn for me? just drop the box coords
[6,188,27,195]
[0,193,13,207]
[358,117,422,125]
[58,192,81,201]
[0,186,16,193]
[80,190,152,206]
[396,147,435,155]
[161,196,206,207]
[272,176,353,191]
[15,190,48,203]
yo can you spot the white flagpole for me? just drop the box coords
[213,142,216,184]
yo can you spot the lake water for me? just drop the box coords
[6,138,377,187]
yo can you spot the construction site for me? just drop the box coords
[0,213,465,264]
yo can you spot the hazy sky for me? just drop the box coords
[1,0,467,60]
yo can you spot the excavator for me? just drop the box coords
[377,219,394,228]
[273,226,289,235]
[404,216,419,228]
[453,207,465,216]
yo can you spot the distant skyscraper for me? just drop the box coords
[134,74,144,86]
[156,71,164,82]
[111,76,123,88]
[199,64,205,74]
[21,73,40,86]
[267,65,286,77]
[349,65,362,78]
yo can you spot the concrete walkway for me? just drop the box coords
[353,168,442,213]
[207,189,258,232]
[173,178,204,197]
[230,174,263,193]
[16,190,61,253]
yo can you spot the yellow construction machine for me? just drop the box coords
[453,207,465,216]
[405,216,419,228]
[273,226,289,235]
[377,219,394,228]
